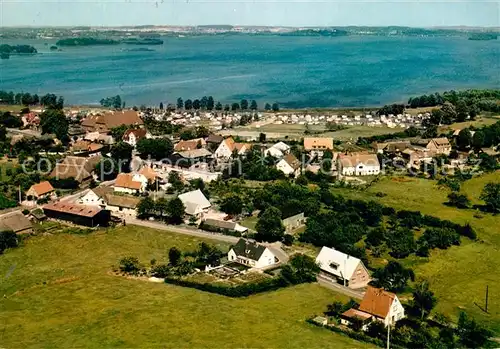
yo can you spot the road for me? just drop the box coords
[317,275,364,300]
[124,218,289,263]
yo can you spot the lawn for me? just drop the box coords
[240,215,258,230]
[0,225,370,348]
[333,173,500,333]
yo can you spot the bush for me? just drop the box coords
[282,234,294,246]
[119,256,141,275]
[22,209,30,215]
[164,275,289,297]
[151,264,172,278]
[0,230,18,254]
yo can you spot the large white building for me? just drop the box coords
[315,246,371,289]
[177,189,211,217]
[338,154,381,176]
[227,239,277,269]
[276,153,301,177]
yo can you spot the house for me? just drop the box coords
[264,146,284,158]
[0,212,34,234]
[26,181,55,201]
[206,134,224,151]
[81,110,143,134]
[176,148,213,161]
[43,202,111,227]
[276,153,301,177]
[174,138,206,152]
[341,287,405,328]
[104,194,141,218]
[178,189,211,216]
[338,153,380,176]
[49,156,102,185]
[201,218,248,234]
[227,238,277,268]
[138,166,158,183]
[122,129,149,147]
[29,208,47,223]
[113,173,147,194]
[282,212,306,233]
[76,187,109,207]
[271,141,291,154]
[71,140,103,155]
[214,137,251,159]
[374,141,411,155]
[315,246,371,289]
[304,137,334,158]
[426,137,451,155]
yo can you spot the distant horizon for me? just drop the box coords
[3,25,500,29]
[1,0,498,28]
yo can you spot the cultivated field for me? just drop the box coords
[333,172,500,333]
[0,226,368,348]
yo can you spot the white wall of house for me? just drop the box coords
[124,133,138,147]
[341,163,380,176]
[113,186,139,195]
[228,248,276,269]
[383,296,405,326]
[276,159,296,176]
[106,204,137,218]
[77,190,104,206]
[215,141,233,159]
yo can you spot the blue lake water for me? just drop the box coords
[0,35,499,108]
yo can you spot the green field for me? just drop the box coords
[0,225,369,348]
[333,172,500,333]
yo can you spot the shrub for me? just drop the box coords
[119,256,141,275]
[0,230,18,254]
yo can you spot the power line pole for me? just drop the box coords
[485,285,489,313]
[386,322,391,349]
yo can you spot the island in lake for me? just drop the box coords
[55,37,163,47]
[0,44,37,59]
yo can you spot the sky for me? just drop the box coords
[0,0,498,27]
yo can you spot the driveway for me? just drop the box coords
[124,219,289,263]
[317,274,365,300]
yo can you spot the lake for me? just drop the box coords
[0,35,498,108]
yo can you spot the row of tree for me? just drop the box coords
[0,91,64,109]
[175,97,279,112]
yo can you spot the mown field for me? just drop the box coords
[0,226,369,348]
[332,172,500,333]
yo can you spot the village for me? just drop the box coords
[0,98,499,348]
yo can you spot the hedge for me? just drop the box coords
[165,275,290,297]
[306,318,396,349]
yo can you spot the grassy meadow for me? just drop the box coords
[0,225,369,348]
[333,172,500,333]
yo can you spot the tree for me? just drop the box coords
[119,256,140,274]
[456,99,468,122]
[39,108,69,141]
[0,111,22,128]
[272,103,280,112]
[371,261,415,292]
[215,101,222,110]
[168,171,184,192]
[110,142,134,172]
[281,254,320,284]
[184,99,193,110]
[195,126,210,138]
[137,197,155,218]
[95,158,119,181]
[387,227,416,258]
[472,130,484,150]
[177,97,184,110]
[259,132,266,143]
[255,206,285,242]
[220,194,244,215]
[264,103,271,111]
[167,198,185,224]
[224,104,230,111]
[0,230,18,254]
[447,192,470,209]
[457,129,473,150]
[240,99,249,110]
[250,100,258,111]
[441,102,457,124]
[109,125,129,140]
[457,312,492,348]
[192,99,201,110]
[159,102,164,110]
[136,138,174,160]
[168,247,182,266]
[480,182,500,213]
[200,96,208,110]
[411,280,437,320]
[207,96,215,110]
[478,153,497,172]
[231,102,240,111]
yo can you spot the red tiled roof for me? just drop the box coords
[358,286,396,319]
[114,173,142,190]
[43,202,102,218]
[28,181,54,196]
